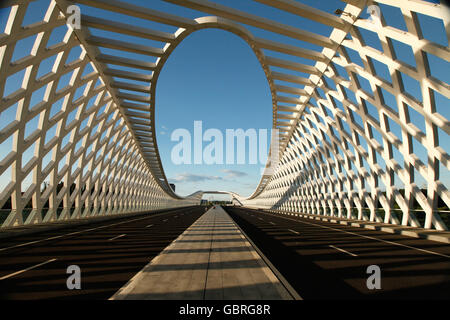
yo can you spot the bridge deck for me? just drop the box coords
[110,206,294,300]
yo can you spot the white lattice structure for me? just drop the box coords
[0,0,449,230]
[0,0,201,227]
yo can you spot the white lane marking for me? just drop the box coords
[163,219,168,222]
[269,222,276,225]
[0,212,174,252]
[109,234,126,241]
[0,258,57,281]
[329,245,358,257]
[288,229,300,235]
[259,211,450,259]
[258,217,264,221]
[145,224,153,228]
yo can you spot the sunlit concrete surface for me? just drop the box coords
[110,206,295,300]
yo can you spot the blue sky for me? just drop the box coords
[0,0,448,200]
[155,28,272,198]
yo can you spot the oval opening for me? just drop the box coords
[156,28,272,199]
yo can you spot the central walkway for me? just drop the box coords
[110,206,294,300]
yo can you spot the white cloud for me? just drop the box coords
[221,169,248,178]
[170,172,223,183]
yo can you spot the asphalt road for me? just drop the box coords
[2,204,449,300]
[224,206,450,300]
[0,206,205,300]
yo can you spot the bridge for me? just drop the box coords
[0,0,449,302]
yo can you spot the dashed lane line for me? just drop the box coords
[254,211,450,259]
[109,234,126,241]
[0,210,191,252]
[0,259,58,281]
[329,245,358,257]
